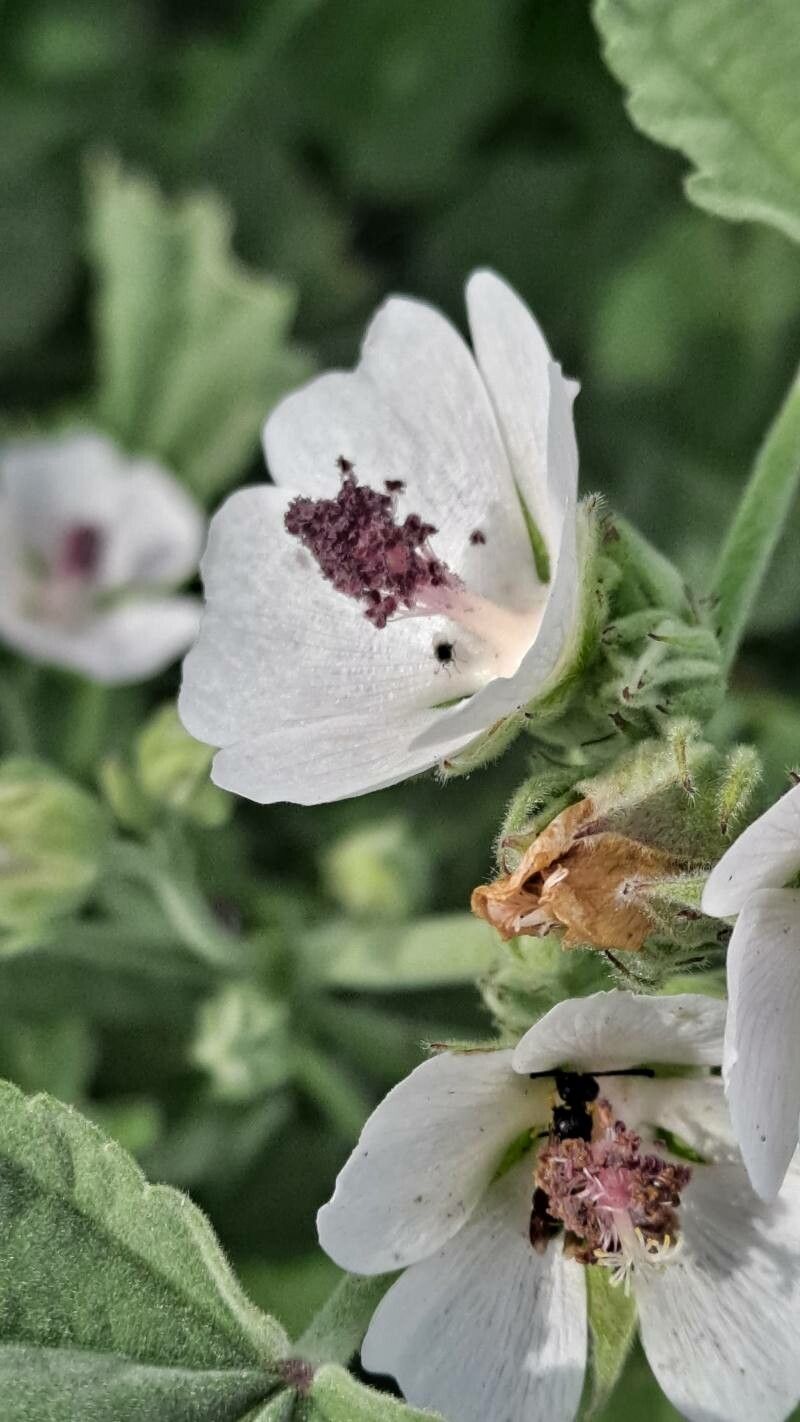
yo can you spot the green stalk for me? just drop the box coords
[296,1273,397,1367]
[712,362,800,671]
[106,839,243,970]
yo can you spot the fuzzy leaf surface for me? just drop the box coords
[594,0,800,243]
[0,1083,288,1416]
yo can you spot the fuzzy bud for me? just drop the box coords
[0,758,107,931]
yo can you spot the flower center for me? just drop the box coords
[22,522,105,628]
[532,1080,691,1290]
[284,460,540,676]
[57,524,104,580]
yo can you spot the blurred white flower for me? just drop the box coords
[702,780,800,1200]
[0,432,203,684]
[318,991,800,1422]
[179,270,582,805]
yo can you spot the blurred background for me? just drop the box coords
[2,1,800,1415]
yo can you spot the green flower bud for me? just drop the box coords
[192,982,291,1102]
[0,757,107,930]
[322,818,431,919]
[135,703,231,828]
[98,753,153,834]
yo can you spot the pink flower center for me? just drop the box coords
[57,524,104,581]
[534,1098,691,1268]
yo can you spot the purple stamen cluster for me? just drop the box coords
[535,1101,691,1263]
[58,524,103,580]
[284,462,454,627]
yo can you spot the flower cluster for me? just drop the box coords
[172,271,800,1420]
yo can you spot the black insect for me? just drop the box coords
[336,454,354,474]
[529,1186,560,1253]
[551,1071,599,1143]
[385,478,406,494]
[435,640,455,665]
[469,528,486,545]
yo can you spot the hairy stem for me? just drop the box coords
[712,362,800,671]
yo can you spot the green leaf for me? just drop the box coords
[594,0,800,244]
[0,1082,288,1382]
[0,1343,270,1422]
[311,1364,442,1421]
[0,1016,95,1101]
[238,1255,343,1341]
[86,155,311,501]
[315,913,498,991]
[583,1267,637,1416]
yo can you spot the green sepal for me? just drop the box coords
[436,709,527,780]
[482,935,612,1040]
[604,517,692,620]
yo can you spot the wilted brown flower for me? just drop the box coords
[471,797,676,951]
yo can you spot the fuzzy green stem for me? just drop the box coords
[712,363,800,671]
[0,678,35,753]
[63,680,109,778]
[296,1273,397,1367]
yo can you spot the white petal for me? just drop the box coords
[609,1076,737,1161]
[724,887,800,1200]
[636,1159,800,1422]
[702,781,800,918]
[409,359,579,750]
[0,433,202,592]
[361,1157,587,1422]
[263,295,539,610]
[102,459,204,589]
[207,711,474,805]
[317,1050,548,1274]
[179,484,484,803]
[0,594,200,684]
[0,433,123,562]
[512,991,726,1075]
[467,270,570,555]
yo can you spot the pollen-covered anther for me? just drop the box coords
[284,465,454,629]
[284,462,542,672]
[534,1100,691,1283]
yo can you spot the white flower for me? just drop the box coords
[0,432,203,684]
[179,270,581,805]
[702,780,800,1201]
[318,991,800,1422]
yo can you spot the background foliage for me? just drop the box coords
[2,1,800,1417]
